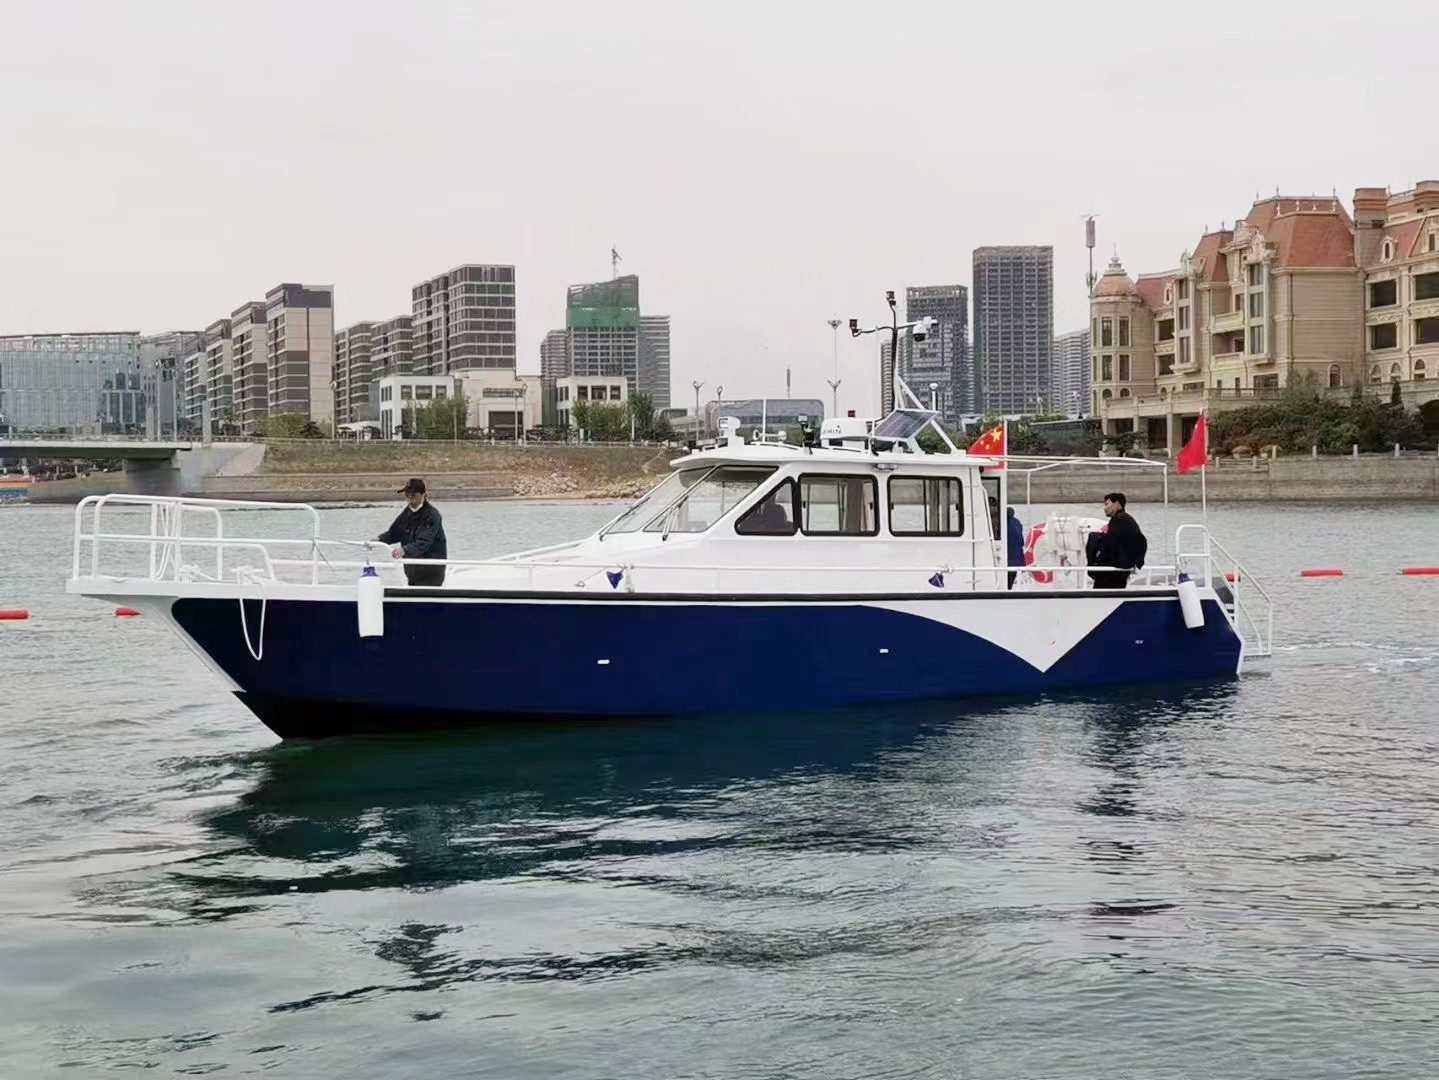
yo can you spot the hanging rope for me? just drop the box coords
[234,567,268,662]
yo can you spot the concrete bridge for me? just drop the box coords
[0,438,256,499]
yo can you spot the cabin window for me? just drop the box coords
[799,474,877,536]
[735,479,797,536]
[645,466,777,533]
[888,477,964,536]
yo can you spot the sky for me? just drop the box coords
[3,0,1437,416]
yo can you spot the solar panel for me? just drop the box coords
[870,409,939,440]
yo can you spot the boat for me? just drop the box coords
[66,304,1273,740]
[0,469,32,500]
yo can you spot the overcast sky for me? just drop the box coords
[3,0,1436,414]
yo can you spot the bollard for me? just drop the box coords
[1352,443,1359,459]
[1312,445,1317,458]
[1394,443,1400,458]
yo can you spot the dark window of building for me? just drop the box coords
[1415,273,1439,301]
[1369,279,1398,307]
[1118,318,1129,346]
[1414,317,1439,345]
[1370,322,1398,350]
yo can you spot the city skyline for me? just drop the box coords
[4,3,1430,418]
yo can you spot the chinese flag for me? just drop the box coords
[1176,414,1207,473]
[968,422,1006,462]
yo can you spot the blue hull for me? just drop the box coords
[169,591,1243,739]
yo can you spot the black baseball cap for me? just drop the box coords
[398,478,426,494]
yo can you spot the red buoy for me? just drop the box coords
[114,607,140,617]
[1224,572,1241,582]
[1398,567,1439,576]
[1299,568,1344,577]
[0,609,29,620]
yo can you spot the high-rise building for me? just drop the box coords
[539,329,569,379]
[567,275,641,391]
[905,285,973,422]
[973,246,1054,414]
[638,315,671,409]
[182,319,234,433]
[334,322,375,426]
[0,332,141,434]
[230,302,268,434]
[412,264,516,375]
[371,315,414,379]
[1051,328,1091,416]
[140,330,202,439]
[264,283,335,427]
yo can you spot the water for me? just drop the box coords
[2,498,1437,1078]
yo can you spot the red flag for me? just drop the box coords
[1176,414,1207,473]
[968,422,1006,465]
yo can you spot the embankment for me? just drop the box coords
[198,442,676,502]
[1023,454,1439,503]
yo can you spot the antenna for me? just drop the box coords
[611,246,622,279]
[1084,214,1097,295]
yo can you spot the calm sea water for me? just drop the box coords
[1,498,1436,1079]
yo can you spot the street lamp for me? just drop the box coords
[848,291,933,411]
[929,382,939,411]
[692,379,705,438]
[826,318,842,419]
[714,384,723,437]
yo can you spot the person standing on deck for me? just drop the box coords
[1006,506,1025,590]
[1087,492,1147,590]
[377,478,448,587]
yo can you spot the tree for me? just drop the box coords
[414,390,470,439]
[628,392,655,439]
[255,412,309,439]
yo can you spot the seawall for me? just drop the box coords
[1022,455,1439,504]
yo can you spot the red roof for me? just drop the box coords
[1191,230,1234,282]
[1267,212,1355,268]
[1134,274,1174,311]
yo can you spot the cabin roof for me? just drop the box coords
[667,444,1001,470]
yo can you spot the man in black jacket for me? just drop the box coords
[378,478,448,586]
[1087,491,1147,589]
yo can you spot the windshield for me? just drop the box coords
[602,467,716,534]
[643,466,776,534]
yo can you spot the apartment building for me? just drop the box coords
[1051,328,1091,415]
[230,302,268,433]
[1354,182,1439,387]
[638,314,671,408]
[906,284,973,421]
[1091,186,1439,450]
[334,321,375,426]
[411,264,516,375]
[539,328,569,379]
[264,283,335,427]
[371,315,414,379]
[973,246,1054,414]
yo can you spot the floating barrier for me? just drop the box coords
[1398,567,1439,576]
[1299,568,1344,577]
[1224,572,1241,582]
[0,609,29,620]
[115,607,140,617]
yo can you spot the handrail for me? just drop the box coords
[69,495,1264,609]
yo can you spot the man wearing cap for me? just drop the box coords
[376,478,448,586]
